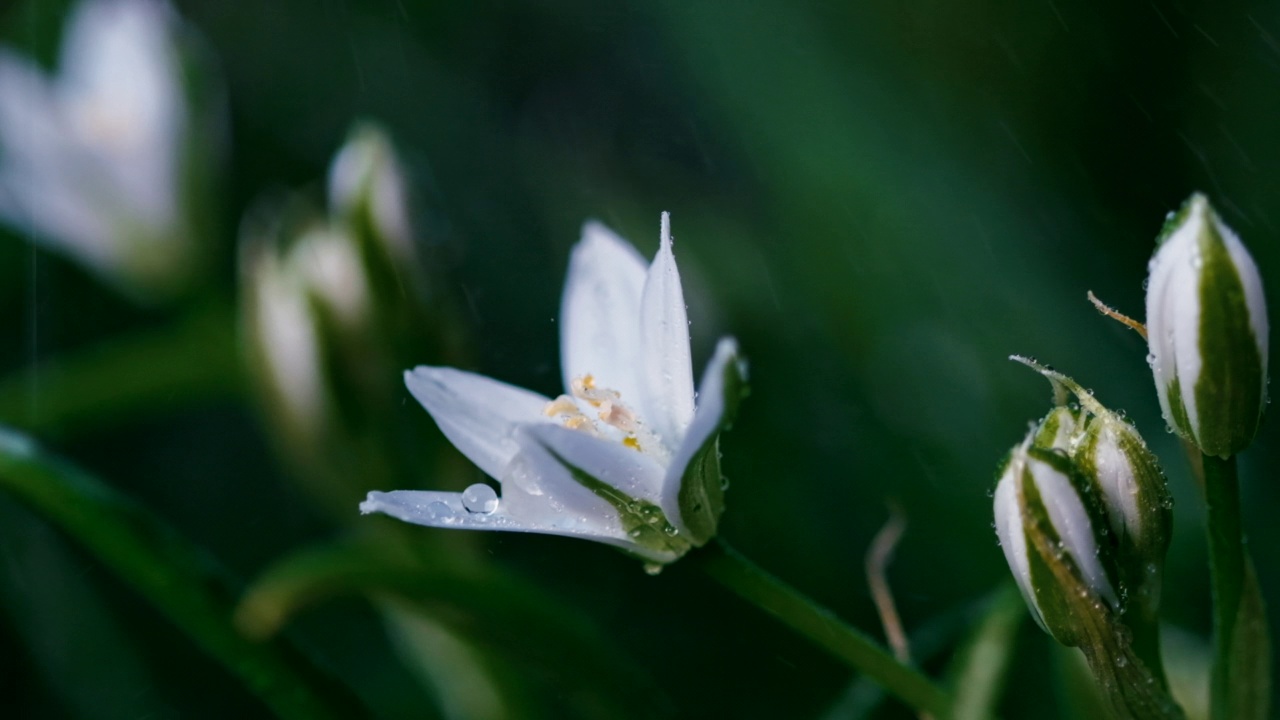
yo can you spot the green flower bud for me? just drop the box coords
[1146,193,1269,457]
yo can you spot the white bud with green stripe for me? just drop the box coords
[361,214,746,566]
[1146,193,1269,457]
[994,434,1121,646]
[1013,357,1173,596]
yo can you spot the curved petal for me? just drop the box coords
[993,461,1045,632]
[522,424,666,504]
[403,366,550,482]
[559,220,648,401]
[660,337,743,541]
[1027,456,1118,607]
[638,212,695,452]
[359,485,677,564]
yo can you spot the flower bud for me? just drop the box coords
[1031,405,1083,452]
[1073,412,1172,591]
[993,436,1120,646]
[327,122,416,276]
[1012,356,1174,620]
[1146,193,1269,457]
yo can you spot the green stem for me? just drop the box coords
[0,428,367,719]
[695,541,953,717]
[1202,453,1243,720]
[1129,612,1169,692]
[0,303,241,437]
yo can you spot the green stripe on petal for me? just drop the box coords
[544,448,693,562]
[1194,217,1265,457]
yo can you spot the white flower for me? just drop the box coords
[993,433,1119,644]
[0,0,198,294]
[361,213,745,564]
[1145,193,1269,457]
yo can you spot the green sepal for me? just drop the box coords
[675,348,749,546]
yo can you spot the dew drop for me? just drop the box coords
[428,501,457,524]
[461,483,499,514]
[643,563,663,576]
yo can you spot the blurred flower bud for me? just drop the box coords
[994,435,1120,646]
[328,123,414,263]
[1146,193,1269,457]
[0,0,224,299]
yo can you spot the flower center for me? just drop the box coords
[544,374,660,456]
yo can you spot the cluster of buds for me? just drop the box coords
[996,359,1173,637]
[242,124,448,511]
[994,359,1179,716]
[994,193,1270,718]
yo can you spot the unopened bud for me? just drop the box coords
[994,435,1119,646]
[1146,193,1269,457]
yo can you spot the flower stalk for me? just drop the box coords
[694,541,954,718]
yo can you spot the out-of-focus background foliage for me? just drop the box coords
[1,0,1277,718]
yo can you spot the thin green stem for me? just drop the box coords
[1202,453,1243,720]
[695,541,953,717]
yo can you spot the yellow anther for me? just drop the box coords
[623,436,641,451]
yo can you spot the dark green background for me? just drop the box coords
[1,0,1277,718]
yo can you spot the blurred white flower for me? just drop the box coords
[0,0,204,295]
[328,123,415,267]
[1145,193,1269,457]
[361,213,746,565]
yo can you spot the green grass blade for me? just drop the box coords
[0,427,367,719]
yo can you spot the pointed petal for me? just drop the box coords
[403,366,550,482]
[559,220,648,401]
[660,337,745,543]
[638,212,695,451]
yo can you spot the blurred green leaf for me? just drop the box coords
[1223,560,1271,720]
[947,583,1024,720]
[0,304,241,437]
[236,537,668,719]
[0,426,367,719]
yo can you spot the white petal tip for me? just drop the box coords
[660,211,671,248]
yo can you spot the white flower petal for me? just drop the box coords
[523,424,666,504]
[1028,455,1118,607]
[993,461,1045,631]
[638,212,695,451]
[403,366,551,482]
[359,489,619,542]
[58,0,182,227]
[660,337,739,526]
[559,220,648,402]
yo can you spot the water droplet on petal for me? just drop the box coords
[461,483,499,514]
[428,502,455,523]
